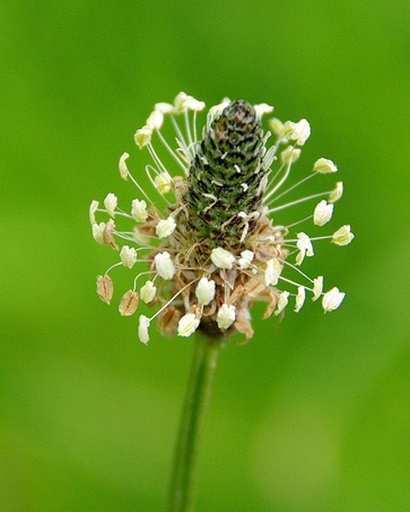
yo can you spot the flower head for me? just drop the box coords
[90,93,353,343]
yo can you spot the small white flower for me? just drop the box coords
[314,157,338,174]
[154,172,172,195]
[120,245,137,269]
[281,146,301,164]
[146,110,164,130]
[177,313,200,337]
[296,232,314,266]
[154,251,176,280]
[313,200,334,226]
[156,217,176,238]
[329,181,343,203]
[217,304,236,329]
[238,250,254,270]
[140,280,157,304]
[254,103,274,118]
[92,222,106,245]
[119,152,129,180]
[104,193,118,217]
[290,119,311,146]
[195,277,216,305]
[89,200,99,224]
[211,247,236,270]
[322,287,345,313]
[131,199,149,222]
[332,225,354,246]
[294,286,306,312]
[134,126,152,148]
[265,258,282,286]
[312,276,323,301]
[138,315,150,344]
[274,291,290,316]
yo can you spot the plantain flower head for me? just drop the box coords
[90,93,353,343]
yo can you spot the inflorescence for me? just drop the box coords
[90,92,354,344]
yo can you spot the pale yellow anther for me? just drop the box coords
[154,252,175,280]
[138,315,150,344]
[238,250,254,270]
[104,193,118,217]
[312,276,323,301]
[281,146,301,164]
[332,225,354,246]
[322,287,345,312]
[195,277,216,305]
[154,173,172,195]
[294,286,306,312]
[268,118,284,137]
[290,119,311,146]
[211,247,236,270]
[155,217,176,238]
[265,258,282,286]
[296,232,314,266]
[314,157,338,174]
[92,222,106,245]
[134,126,152,148]
[329,181,343,203]
[131,199,149,223]
[313,200,334,226]
[254,103,274,118]
[140,281,156,304]
[146,110,164,130]
[120,245,137,269]
[177,313,200,337]
[274,291,290,316]
[119,152,129,180]
[89,200,99,225]
[217,304,236,329]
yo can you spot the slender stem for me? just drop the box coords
[167,334,223,512]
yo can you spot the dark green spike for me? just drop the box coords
[184,100,267,248]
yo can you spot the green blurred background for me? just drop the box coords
[1,1,409,511]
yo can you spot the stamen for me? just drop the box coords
[193,110,198,143]
[268,191,331,213]
[147,143,171,177]
[184,107,193,148]
[170,115,188,150]
[149,279,199,322]
[264,160,292,200]
[104,261,122,276]
[156,128,187,173]
[267,172,317,206]
[127,170,152,203]
[282,259,315,284]
[278,275,306,289]
[145,166,173,205]
[286,214,313,229]
[132,270,156,290]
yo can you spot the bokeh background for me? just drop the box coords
[1,1,409,511]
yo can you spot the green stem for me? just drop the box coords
[167,334,223,512]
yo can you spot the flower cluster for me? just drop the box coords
[90,92,353,344]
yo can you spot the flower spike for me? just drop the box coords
[91,94,353,344]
